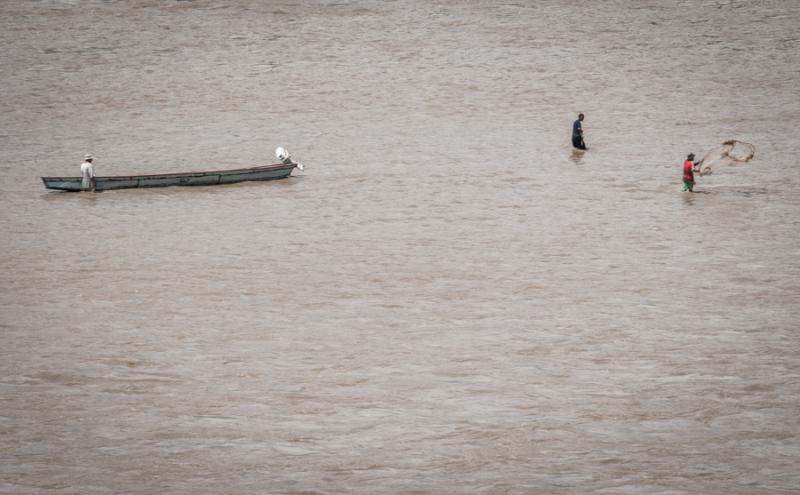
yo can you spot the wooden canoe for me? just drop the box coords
[42,161,298,192]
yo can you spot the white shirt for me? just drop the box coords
[80,160,94,178]
[80,160,95,190]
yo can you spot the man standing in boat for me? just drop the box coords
[572,113,586,150]
[80,153,95,192]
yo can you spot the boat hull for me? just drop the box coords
[42,162,297,192]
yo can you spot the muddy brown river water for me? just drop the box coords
[1,1,799,493]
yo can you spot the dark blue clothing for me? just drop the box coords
[572,119,585,150]
[572,119,582,138]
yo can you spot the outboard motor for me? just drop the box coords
[275,147,290,162]
[275,147,304,170]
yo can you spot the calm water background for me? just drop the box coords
[1,1,799,493]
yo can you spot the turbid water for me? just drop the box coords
[1,1,799,493]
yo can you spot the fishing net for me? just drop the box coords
[695,140,755,176]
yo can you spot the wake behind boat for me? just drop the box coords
[42,147,304,192]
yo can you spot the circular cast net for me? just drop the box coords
[695,140,756,176]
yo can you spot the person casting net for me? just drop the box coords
[694,140,755,176]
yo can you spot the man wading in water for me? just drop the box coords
[572,113,586,150]
[682,153,697,192]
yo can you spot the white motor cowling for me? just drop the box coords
[275,147,290,162]
[275,146,304,171]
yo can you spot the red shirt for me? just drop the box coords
[683,160,694,182]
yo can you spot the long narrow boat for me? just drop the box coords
[42,161,299,192]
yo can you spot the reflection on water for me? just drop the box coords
[569,148,586,165]
[1,1,799,494]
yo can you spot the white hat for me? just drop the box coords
[84,153,93,160]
